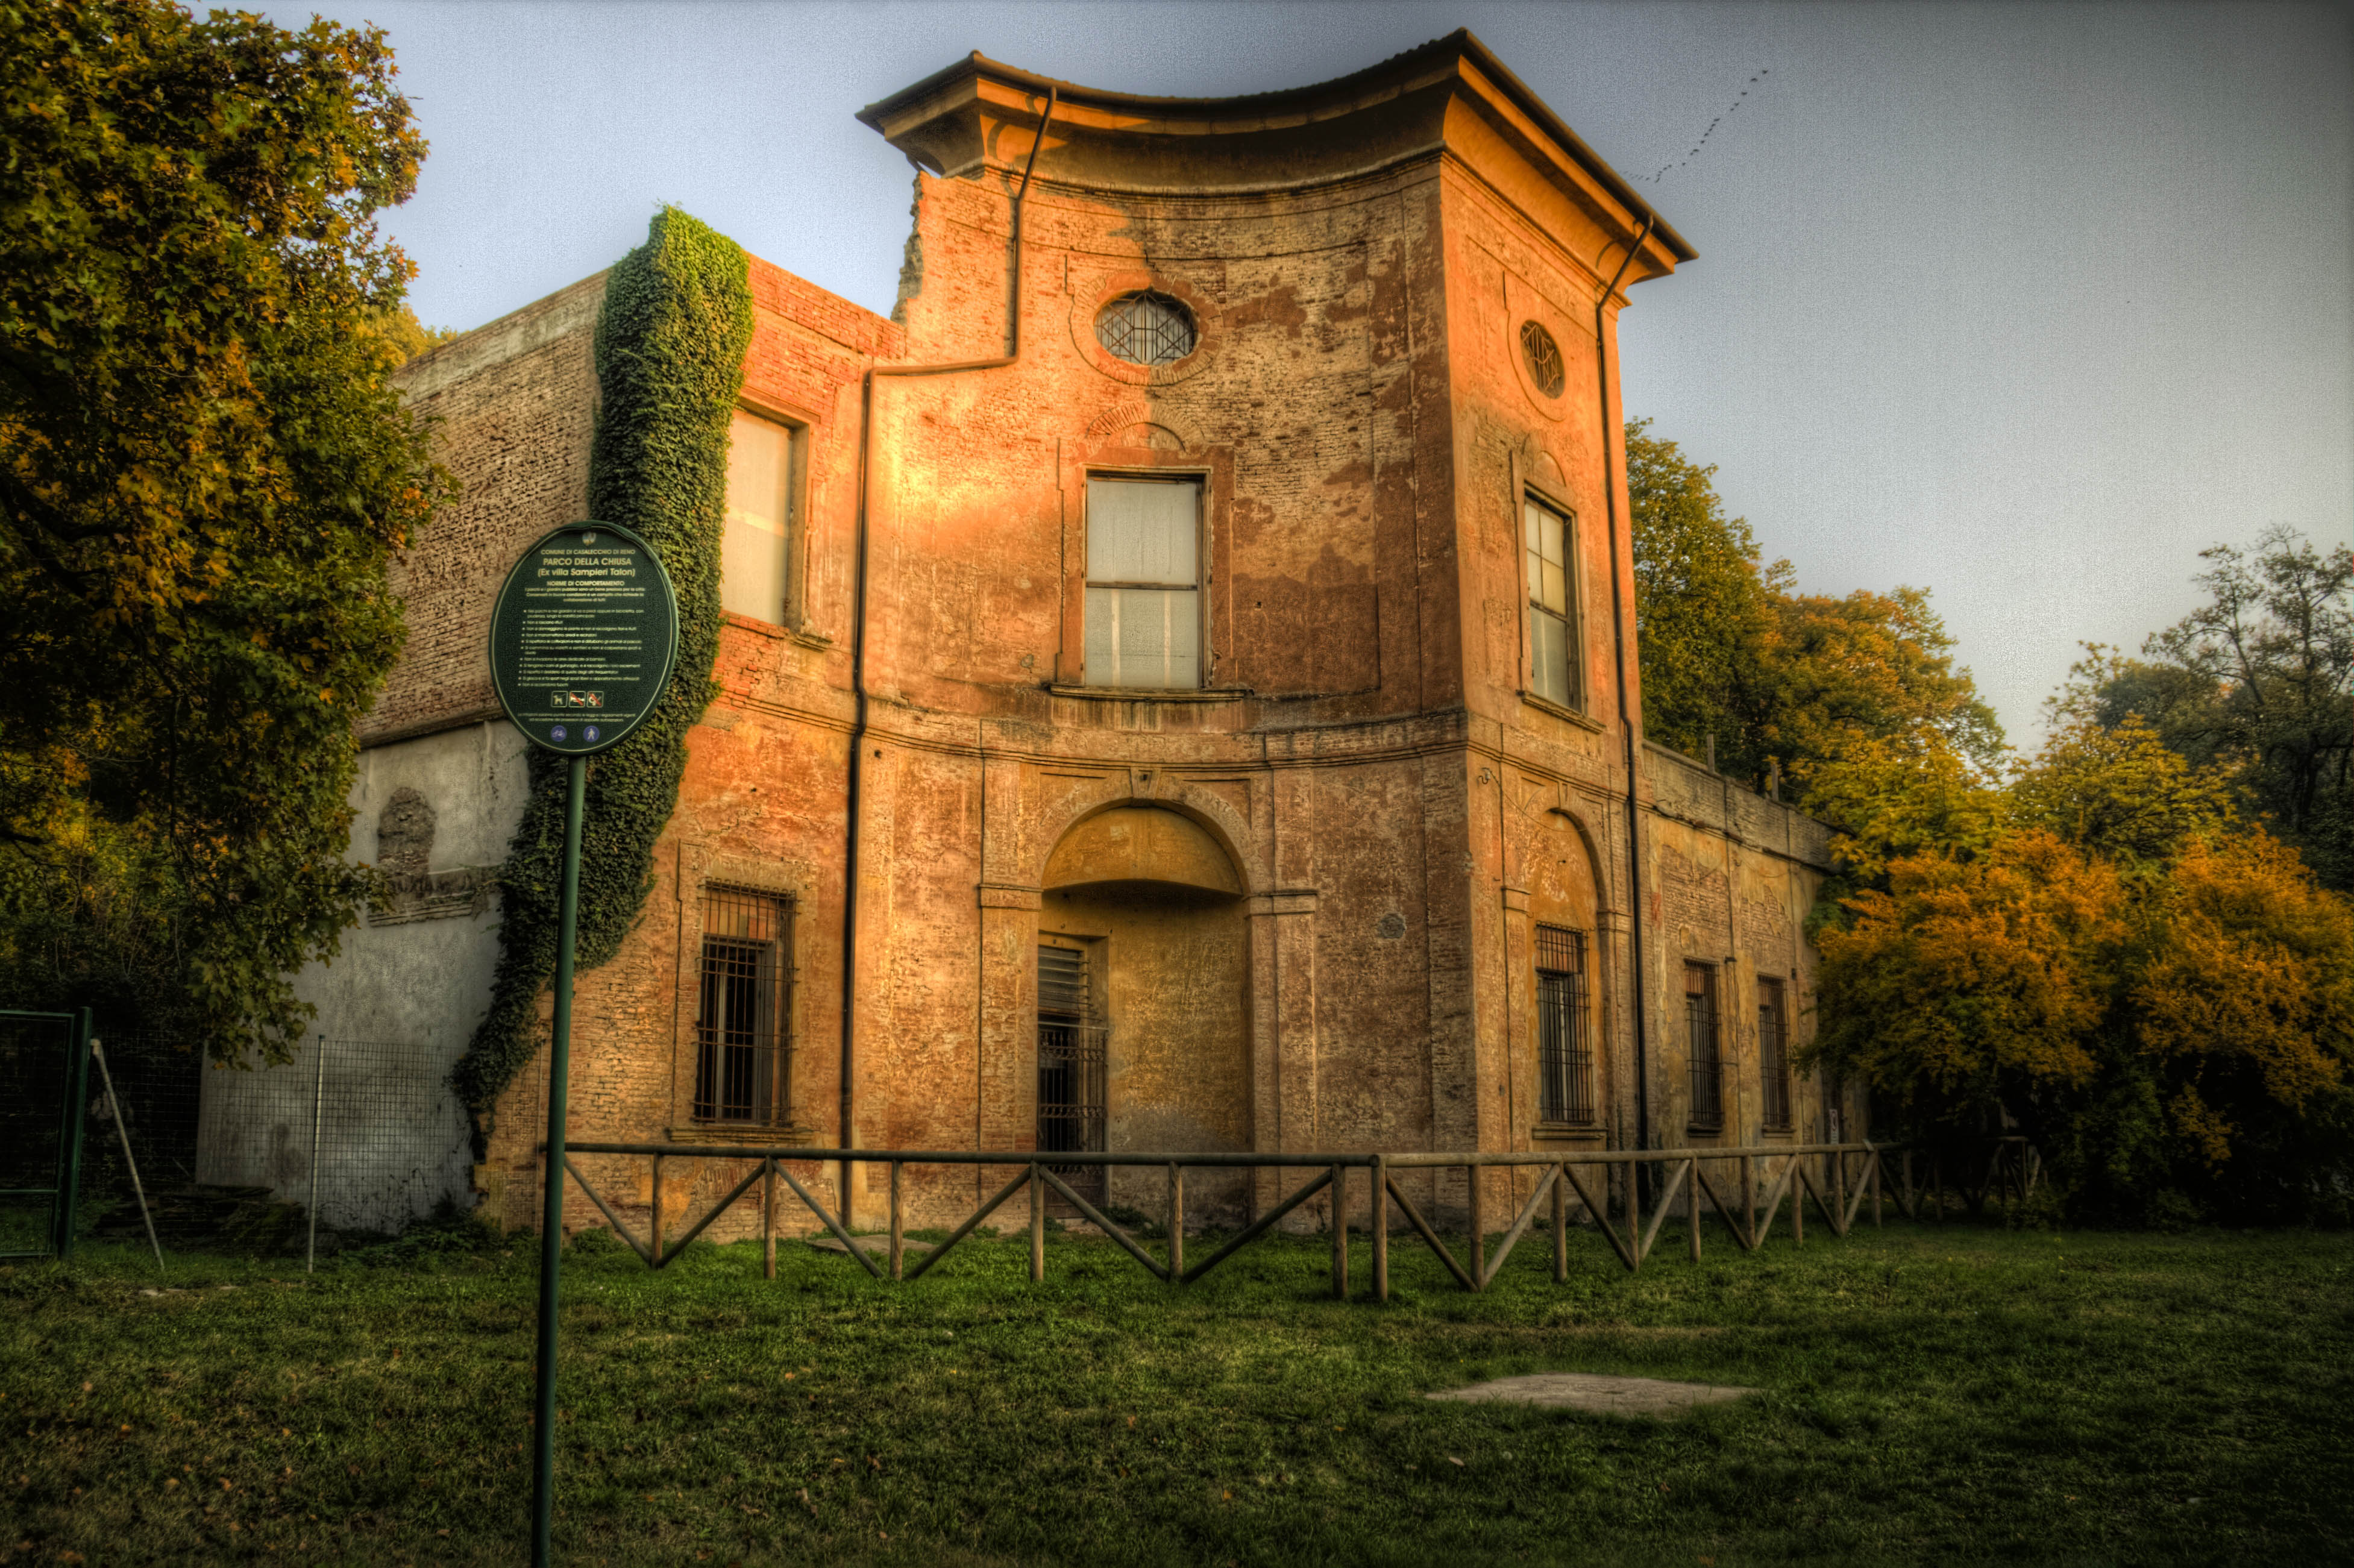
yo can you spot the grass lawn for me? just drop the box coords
[2,1214,2349,1567]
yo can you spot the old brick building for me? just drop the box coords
[200,32,1844,1237]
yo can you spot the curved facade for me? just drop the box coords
[204,32,1845,1236]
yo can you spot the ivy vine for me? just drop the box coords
[451,207,752,1144]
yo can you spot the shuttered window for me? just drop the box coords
[1085,476,1201,689]
[1524,497,1578,707]
[722,410,797,624]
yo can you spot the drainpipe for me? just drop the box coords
[839,87,1059,1209]
[1596,212,1657,1159]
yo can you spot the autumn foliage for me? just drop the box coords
[1813,761,2354,1222]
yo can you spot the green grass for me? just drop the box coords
[3,1216,2349,1566]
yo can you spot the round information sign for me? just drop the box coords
[489,521,679,755]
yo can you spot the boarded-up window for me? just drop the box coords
[1535,925,1593,1124]
[1757,977,1792,1131]
[1525,497,1578,707]
[1085,476,1200,689]
[723,410,797,624]
[1686,962,1723,1133]
[695,888,793,1124]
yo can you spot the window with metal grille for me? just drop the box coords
[1084,475,1201,689]
[1524,497,1579,708]
[1535,925,1593,1124]
[694,888,793,1125]
[1757,976,1793,1131]
[1037,944,1107,1204]
[1095,290,1196,366]
[722,410,799,624]
[1519,319,1565,398]
[1686,962,1724,1133]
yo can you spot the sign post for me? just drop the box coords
[488,521,678,1568]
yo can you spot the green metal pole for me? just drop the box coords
[55,1007,92,1258]
[531,756,586,1567]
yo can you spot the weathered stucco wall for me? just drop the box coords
[197,722,531,1229]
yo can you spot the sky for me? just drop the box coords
[265,0,2354,744]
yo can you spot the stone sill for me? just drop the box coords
[1533,1123,1605,1143]
[1519,691,1606,733]
[1047,682,1251,704]
[666,1123,821,1147]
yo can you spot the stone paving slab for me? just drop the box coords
[1425,1373,1752,1417]
[806,1235,935,1258]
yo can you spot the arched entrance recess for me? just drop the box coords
[1037,805,1249,1215]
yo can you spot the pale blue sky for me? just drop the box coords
[268,1,2354,742]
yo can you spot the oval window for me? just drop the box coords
[1096,291,1197,366]
[1520,319,1565,399]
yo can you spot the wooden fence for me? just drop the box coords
[548,1140,1995,1302]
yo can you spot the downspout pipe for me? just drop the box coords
[1596,212,1657,1159]
[839,88,1058,1207]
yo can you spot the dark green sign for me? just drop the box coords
[489,521,679,755]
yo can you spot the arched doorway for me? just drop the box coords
[1037,806,1249,1214]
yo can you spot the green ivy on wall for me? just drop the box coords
[451,207,752,1140]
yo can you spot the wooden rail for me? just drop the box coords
[550,1140,1928,1301]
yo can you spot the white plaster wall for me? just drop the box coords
[197,721,531,1231]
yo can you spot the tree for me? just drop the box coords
[1812,830,2126,1138]
[0,1,446,1058]
[2093,529,2354,890]
[1626,419,1777,774]
[2011,709,2235,877]
[1625,422,2004,861]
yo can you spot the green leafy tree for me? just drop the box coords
[1626,418,1777,774]
[2090,529,2354,889]
[1626,422,2005,874]
[0,0,446,1057]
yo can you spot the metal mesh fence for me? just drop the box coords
[190,1035,468,1243]
[0,1015,74,1256]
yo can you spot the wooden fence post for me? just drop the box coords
[1372,1156,1389,1303]
[1029,1165,1044,1283]
[1552,1165,1568,1284]
[1330,1163,1348,1300]
[761,1158,777,1281]
[888,1161,905,1281]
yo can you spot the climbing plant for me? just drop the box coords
[451,207,751,1134]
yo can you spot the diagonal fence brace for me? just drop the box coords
[560,1155,656,1264]
[770,1160,882,1278]
[1557,1162,1637,1272]
[1038,1167,1169,1281]
[1478,1165,1562,1287]
[1181,1168,1332,1286]
[1383,1174,1479,1291]
[652,1158,773,1269]
[1636,1159,1693,1265]
[903,1166,1034,1282]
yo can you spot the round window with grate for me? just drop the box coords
[1096,291,1197,367]
[1519,319,1565,399]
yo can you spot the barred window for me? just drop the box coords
[694,888,793,1125]
[1757,977,1793,1131]
[1519,319,1565,398]
[1686,963,1724,1133]
[1525,497,1579,708]
[1095,291,1196,366]
[1535,925,1593,1124]
[1037,944,1107,1205]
